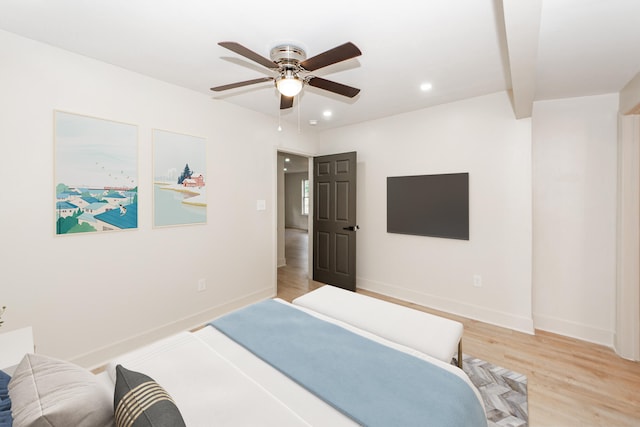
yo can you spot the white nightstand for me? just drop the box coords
[0,327,34,369]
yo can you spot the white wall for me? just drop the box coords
[277,155,286,267]
[0,30,315,367]
[0,28,622,364]
[616,75,640,360]
[532,94,618,346]
[318,92,534,333]
[616,113,640,360]
[285,172,309,230]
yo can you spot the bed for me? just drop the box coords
[1,289,487,427]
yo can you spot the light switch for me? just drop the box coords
[256,200,266,211]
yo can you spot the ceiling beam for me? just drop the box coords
[620,72,640,115]
[501,0,542,119]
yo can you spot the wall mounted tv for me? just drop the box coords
[387,172,469,240]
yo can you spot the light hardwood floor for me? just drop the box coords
[277,228,640,427]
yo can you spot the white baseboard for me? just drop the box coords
[613,332,640,361]
[71,287,275,370]
[277,257,286,268]
[357,278,535,335]
[533,313,614,348]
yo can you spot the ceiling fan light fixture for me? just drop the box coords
[276,71,303,97]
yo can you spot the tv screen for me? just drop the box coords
[387,173,469,240]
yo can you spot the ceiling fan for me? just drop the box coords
[210,41,362,109]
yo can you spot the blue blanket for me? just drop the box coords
[0,370,12,427]
[210,299,487,427]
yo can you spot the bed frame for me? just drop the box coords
[2,287,485,427]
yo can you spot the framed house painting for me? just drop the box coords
[54,111,138,235]
[153,129,207,227]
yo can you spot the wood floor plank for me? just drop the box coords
[277,228,640,427]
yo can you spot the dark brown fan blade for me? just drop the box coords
[280,95,294,109]
[307,77,360,98]
[218,41,278,69]
[300,42,362,72]
[210,77,273,92]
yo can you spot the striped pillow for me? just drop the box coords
[114,365,186,427]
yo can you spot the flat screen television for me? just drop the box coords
[387,172,469,240]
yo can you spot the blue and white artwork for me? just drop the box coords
[55,111,138,235]
[153,129,207,227]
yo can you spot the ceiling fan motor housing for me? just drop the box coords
[270,45,307,67]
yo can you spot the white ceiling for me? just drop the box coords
[279,152,310,174]
[0,0,638,130]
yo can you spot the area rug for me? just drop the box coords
[456,354,528,427]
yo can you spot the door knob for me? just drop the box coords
[342,225,360,231]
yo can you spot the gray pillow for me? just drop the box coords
[114,365,185,427]
[8,353,114,427]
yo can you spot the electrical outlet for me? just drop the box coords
[473,274,482,288]
[197,278,207,292]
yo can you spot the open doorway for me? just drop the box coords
[276,151,319,301]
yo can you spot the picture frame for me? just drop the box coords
[152,129,207,228]
[54,111,138,235]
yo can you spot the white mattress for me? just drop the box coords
[103,299,483,426]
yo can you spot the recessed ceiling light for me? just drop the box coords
[285,158,290,162]
[420,82,433,92]
[323,110,332,118]
[284,167,288,171]
[309,119,318,126]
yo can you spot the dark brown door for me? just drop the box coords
[313,152,357,291]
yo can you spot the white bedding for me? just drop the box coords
[105,329,346,426]
[103,299,483,426]
[293,285,463,363]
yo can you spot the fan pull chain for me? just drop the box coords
[297,95,301,133]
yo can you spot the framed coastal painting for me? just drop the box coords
[54,111,138,235]
[152,129,207,227]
